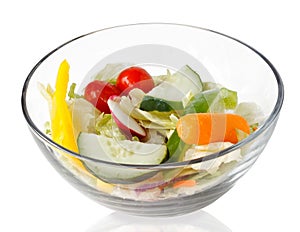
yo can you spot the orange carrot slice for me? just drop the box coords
[176,113,250,145]
[173,179,196,188]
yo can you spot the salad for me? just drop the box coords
[39,60,264,201]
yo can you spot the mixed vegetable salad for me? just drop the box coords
[39,60,264,201]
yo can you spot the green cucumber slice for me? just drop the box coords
[140,65,203,112]
[166,130,189,162]
[176,65,203,92]
[78,132,167,183]
[140,95,183,112]
[164,130,191,180]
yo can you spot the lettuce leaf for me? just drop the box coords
[95,113,126,140]
[94,63,132,82]
[184,142,241,174]
[68,83,82,99]
[184,87,237,114]
[235,102,265,126]
[68,98,100,138]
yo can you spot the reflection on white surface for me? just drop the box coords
[87,210,231,232]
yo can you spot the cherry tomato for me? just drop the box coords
[84,80,120,113]
[116,67,154,94]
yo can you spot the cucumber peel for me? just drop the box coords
[140,65,203,112]
[140,95,183,112]
[78,132,167,183]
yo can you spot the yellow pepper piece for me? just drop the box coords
[51,60,113,193]
[51,60,78,152]
[51,60,85,170]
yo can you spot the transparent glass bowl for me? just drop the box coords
[21,23,284,216]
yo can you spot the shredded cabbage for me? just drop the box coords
[94,63,132,83]
[184,142,241,174]
[235,102,265,126]
[68,98,100,137]
[95,113,126,140]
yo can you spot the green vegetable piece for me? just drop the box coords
[78,132,167,184]
[163,130,191,181]
[95,113,126,140]
[183,87,237,115]
[202,82,222,91]
[220,88,237,109]
[166,130,190,162]
[140,95,183,112]
[139,65,203,112]
[68,83,82,99]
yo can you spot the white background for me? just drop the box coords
[1,0,299,231]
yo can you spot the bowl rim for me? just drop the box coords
[21,22,284,169]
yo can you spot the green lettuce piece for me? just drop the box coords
[152,69,171,86]
[135,110,177,129]
[68,83,82,100]
[235,102,265,126]
[119,93,178,129]
[236,128,249,142]
[44,121,51,135]
[94,63,132,82]
[68,98,100,137]
[95,113,126,140]
[183,87,237,115]
[202,82,222,91]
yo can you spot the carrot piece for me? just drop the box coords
[173,179,196,188]
[176,113,250,145]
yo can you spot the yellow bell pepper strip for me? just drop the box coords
[50,60,113,193]
[51,60,78,152]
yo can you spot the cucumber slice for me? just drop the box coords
[140,65,203,112]
[78,132,167,183]
[140,95,183,112]
[176,65,203,92]
[163,130,191,181]
[166,130,189,162]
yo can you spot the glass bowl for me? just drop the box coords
[21,23,284,216]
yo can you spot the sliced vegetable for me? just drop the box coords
[184,142,242,174]
[152,69,171,85]
[78,132,167,183]
[183,88,237,115]
[68,83,82,99]
[68,98,100,138]
[118,94,178,129]
[163,130,191,181]
[176,113,250,145]
[94,63,132,83]
[173,179,196,188]
[107,96,146,138]
[166,130,189,162]
[235,102,265,126]
[140,65,203,112]
[173,65,203,93]
[140,95,183,112]
[51,60,78,153]
[202,81,222,91]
